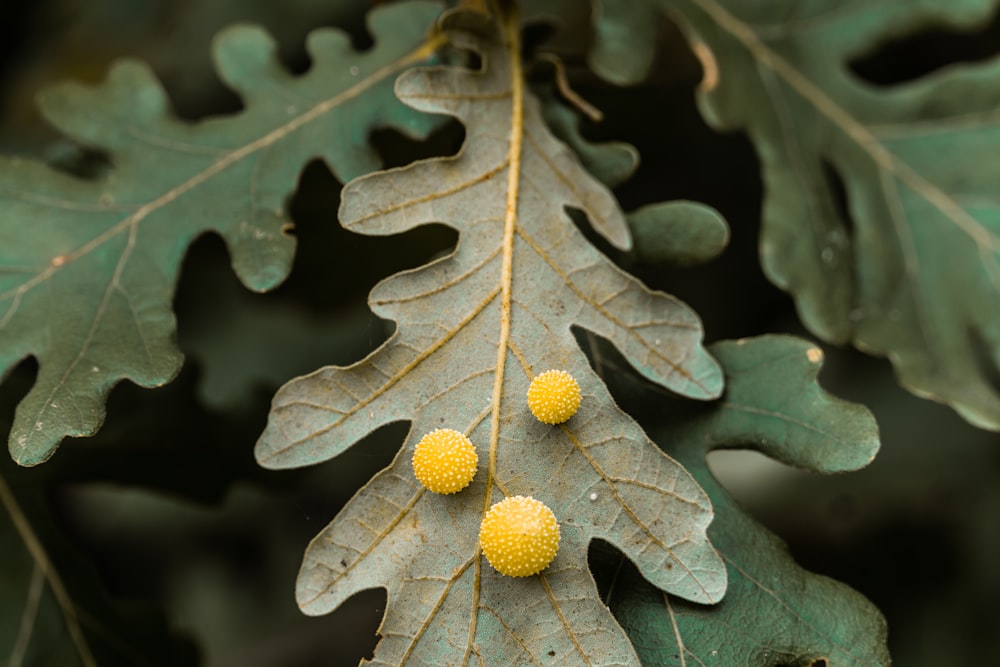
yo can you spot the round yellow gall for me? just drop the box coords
[412,428,478,494]
[479,495,560,577]
[526,369,581,424]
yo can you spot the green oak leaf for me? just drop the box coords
[0,1,446,465]
[537,85,729,267]
[525,0,661,86]
[256,8,726,665]
[596,335,889,666]
[537,84,638,189]
[664,0,1000,429]
[568,0,1000,429]
[627,202,730,268]
[588,0,663,85]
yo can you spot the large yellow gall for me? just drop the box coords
[479,496,560,577]
[526,369,581,424]
[411,428,478,494]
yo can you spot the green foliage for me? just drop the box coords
[660,0,1000,429]
[0,1,444,465]
[595,336,888,666]
[543,0,1000,429]
[6,0,1000,664]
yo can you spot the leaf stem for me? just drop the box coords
[0,473,97,666]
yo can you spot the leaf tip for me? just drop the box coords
[212,24,281,96]
[628,201,730,267]
[9,422,61,467]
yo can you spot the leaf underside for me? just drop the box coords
[0,1,445,465]
[256,8,727,666]
[575,0,1000,430]
[595,335,889,666]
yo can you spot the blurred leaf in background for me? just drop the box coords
[0,365,199,666]
[0,0,367,151]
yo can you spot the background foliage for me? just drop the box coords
[1,0,999,665]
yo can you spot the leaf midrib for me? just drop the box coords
[466,4,525,662]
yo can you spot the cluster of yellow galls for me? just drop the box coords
[410,369,581,577]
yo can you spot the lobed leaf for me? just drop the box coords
[664,0,1000,429]
[256,8,726,666]
[0,1,446,465]
[538,85,729,267]
[537,85,638,190]
[524,0,660,86]
[597,335,889,666]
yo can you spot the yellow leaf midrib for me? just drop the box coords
[467,2,524,661]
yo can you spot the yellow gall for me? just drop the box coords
[479,495,560,577]
[526,369,581,424]
[412,428,478,494]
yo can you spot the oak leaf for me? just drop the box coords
[671,0,1000,429]
[594,336,889,666]
[0,2,445,465]
[256,8,727,665]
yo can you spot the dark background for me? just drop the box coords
[2,1,999,664]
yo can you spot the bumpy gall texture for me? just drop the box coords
[479,495,560,577]
[526,369,581,424]
[411,428,478,494]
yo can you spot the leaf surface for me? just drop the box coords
[597,335,889,666]
[0,1,445,465]
[524,0,659,86]
[538,85,729,267]
[256,8,726,666]
[662,0,1000,429]
[588,0,662,85]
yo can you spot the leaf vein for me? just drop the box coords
[306,488,425,606]
[516,225,707,391]
[539,574,592,665]
[272,285,500,454]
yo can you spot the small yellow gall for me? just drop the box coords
[479,495,560,577]
[412,428,478,494]
[526,369,581,424]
